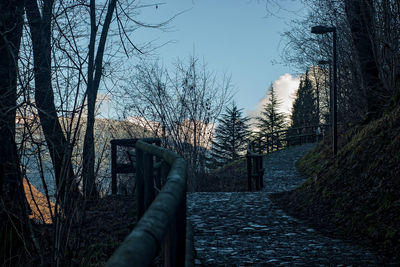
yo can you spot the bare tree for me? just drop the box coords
[25,0,82,210]
[18,1,173,264]
[78,0,174,198]
[283,0,400,124]
[281,0,369,124]
[0,1,32,264]
[81,0,118,199]
[119,55,232,187]
[344,0,386,120]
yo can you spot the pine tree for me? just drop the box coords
[256,84,287,138]
[209,103,250,168]
[290,70,318,128]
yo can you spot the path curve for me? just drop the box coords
[187,144,382,266]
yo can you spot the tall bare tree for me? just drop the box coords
[25,0,81,208]
[0,1,30,263]
[82,0,117,199]
[283,0,400,124]
[344,0,386,120]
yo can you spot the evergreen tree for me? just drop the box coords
[209,103,250,168]
[256,84,287,136]
[291,70,318,128]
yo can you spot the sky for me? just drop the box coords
[120,0,309,118]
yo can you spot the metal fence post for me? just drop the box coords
[176,193,187,267]
[136,148,144,220]
[111,143,117,195]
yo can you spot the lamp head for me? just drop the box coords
[318,60,331,65]
[311,25,336,34]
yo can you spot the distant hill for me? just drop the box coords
[20,117,150,197]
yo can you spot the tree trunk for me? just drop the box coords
[0,1,30,261]
[345,0,386,120]
[82,0,116,199]
[25,0,81,207]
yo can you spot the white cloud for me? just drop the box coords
[248,73,300,122]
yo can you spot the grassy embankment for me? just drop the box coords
[196,159,248,192]
[273,106,400,261]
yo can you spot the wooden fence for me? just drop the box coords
[246,124,327,191]
[256,124,327,154]
[106,138,194,267]
[110,138,161,195]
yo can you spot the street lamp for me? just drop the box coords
[312,25,337,156]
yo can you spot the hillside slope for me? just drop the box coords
[272,107,400,262]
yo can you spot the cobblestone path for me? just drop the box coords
[187,144,383,266]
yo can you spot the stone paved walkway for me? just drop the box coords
[187,144,383,266]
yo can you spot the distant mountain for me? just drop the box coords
[18,117,150,198]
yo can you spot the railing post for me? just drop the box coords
[143,152,155,210]
[176,193,187,266]
[256,157,261,190]
[271,133,274,152]
[246,154,252,191]
[161,162,176,267]
[107,138,190,266]
[185,222,195,267]
[259,156,264,189]
[111,143,117,195]
[163,218,177,267]
[136,148,145,220]
[160,160,170,191]
[257,156,264,189]
[276,132,280,150]
[299,128,302,145]
[155,157,162,190]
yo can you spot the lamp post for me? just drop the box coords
[312,25,337,156]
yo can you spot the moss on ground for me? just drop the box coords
[273,107,400,262]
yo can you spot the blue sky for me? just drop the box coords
[131,0,308,115]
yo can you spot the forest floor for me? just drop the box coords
[71,196,138,266]
[29,196,138,266]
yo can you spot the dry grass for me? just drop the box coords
[23,179,56,224]
[193,159,248,192]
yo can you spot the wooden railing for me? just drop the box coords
[256,124,327,154]
[246,124,327,191]
[246,142,264,191]
[110,138,160,195]
[106,138,194,267]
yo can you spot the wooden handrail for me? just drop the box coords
[106,138,193,267]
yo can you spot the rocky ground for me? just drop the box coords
[187,144,386,266]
